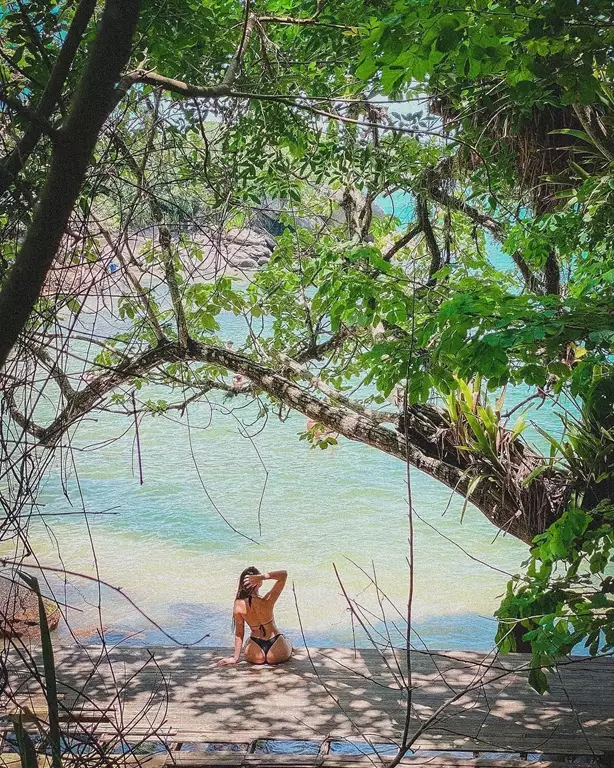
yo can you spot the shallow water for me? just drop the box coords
[4,355,564,653]
[2,195,565,652]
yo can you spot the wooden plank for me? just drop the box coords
[0,755,577,768]
[0,758,20,768]
[168,762,574,768]
[4,647,613,757]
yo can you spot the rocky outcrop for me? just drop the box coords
[0,575,60,639]
[186,226,277,275]
[214,227,276,270]
[43,224,278,296]
[43,192,388,296]
[250,194,385,239]
[225,227,276,251]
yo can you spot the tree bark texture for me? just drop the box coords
[13,339,566,544]
[0,0,98,197]
[0,0,142,370]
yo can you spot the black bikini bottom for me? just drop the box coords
[250,634,282,660]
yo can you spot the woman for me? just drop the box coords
[216,567,293,666]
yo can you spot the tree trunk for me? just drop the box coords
[0,0,142,370]
[0,0,98,197]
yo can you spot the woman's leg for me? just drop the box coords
[265,635,292,665]
[244,639,266,664]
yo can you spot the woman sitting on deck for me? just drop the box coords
[216,567,293,667]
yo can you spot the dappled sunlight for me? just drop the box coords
[5,646,614,756]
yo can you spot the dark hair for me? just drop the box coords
[236,566,260,601]
[232,566,260,632]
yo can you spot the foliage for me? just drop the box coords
[358,0,614,110]
[496,502,614,694]
[14,573,61,768]
[3,0,614,695]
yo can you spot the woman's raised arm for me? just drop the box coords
[261,570,287,602]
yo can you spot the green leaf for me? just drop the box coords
[521,464,551,486]
[550,128,594,144]
[13,718,37,768]
[528,666,549,695]
[17,572,61,768]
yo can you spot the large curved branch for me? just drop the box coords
[4,389,47,440]
[0,0,142,370]
[178,345,566,543]
[25,342,75,401]
[9,340,564,543]
[278,353,396,424]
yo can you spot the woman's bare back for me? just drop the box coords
[238,595,278,638]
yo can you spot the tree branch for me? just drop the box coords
[544,251,561,296]
[0,0,142,371]
[278,354,396,424]
[8,339,564,543]
[293,327,352,363]
[4,389,47,440]
[426,183,542,293]
[25,342,76,401]
[0,0,97,196]
[196,345,564,543]
[417,195,443,283]
[90,214,166,343]
[0,90,58,139]
[222,11,257,89]
[258,0,350,29]
[383,224,422,262]
[110,130,189,348]
[119,70,233,100]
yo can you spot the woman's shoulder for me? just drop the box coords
[233,598,248,615]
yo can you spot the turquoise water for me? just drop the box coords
[4,195,564,652]
[13,339,562,652]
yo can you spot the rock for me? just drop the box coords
[257,256,270,266]
[252,192,384,240]
[251,210,286,238]
[232,245,270,261]
[258,231,276,250]
[0,575,60,639]
[226,227,275,250]
[226,241,272,267]
[233,257,259,269]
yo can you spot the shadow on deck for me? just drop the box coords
[3,647,614,760]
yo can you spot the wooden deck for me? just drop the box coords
[3,646,614,760]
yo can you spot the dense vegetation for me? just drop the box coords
[2,0,614,690]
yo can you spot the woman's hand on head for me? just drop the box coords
[216,656,238,667]
[243,573,263,589]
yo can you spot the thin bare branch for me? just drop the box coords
[383,224,422,262]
